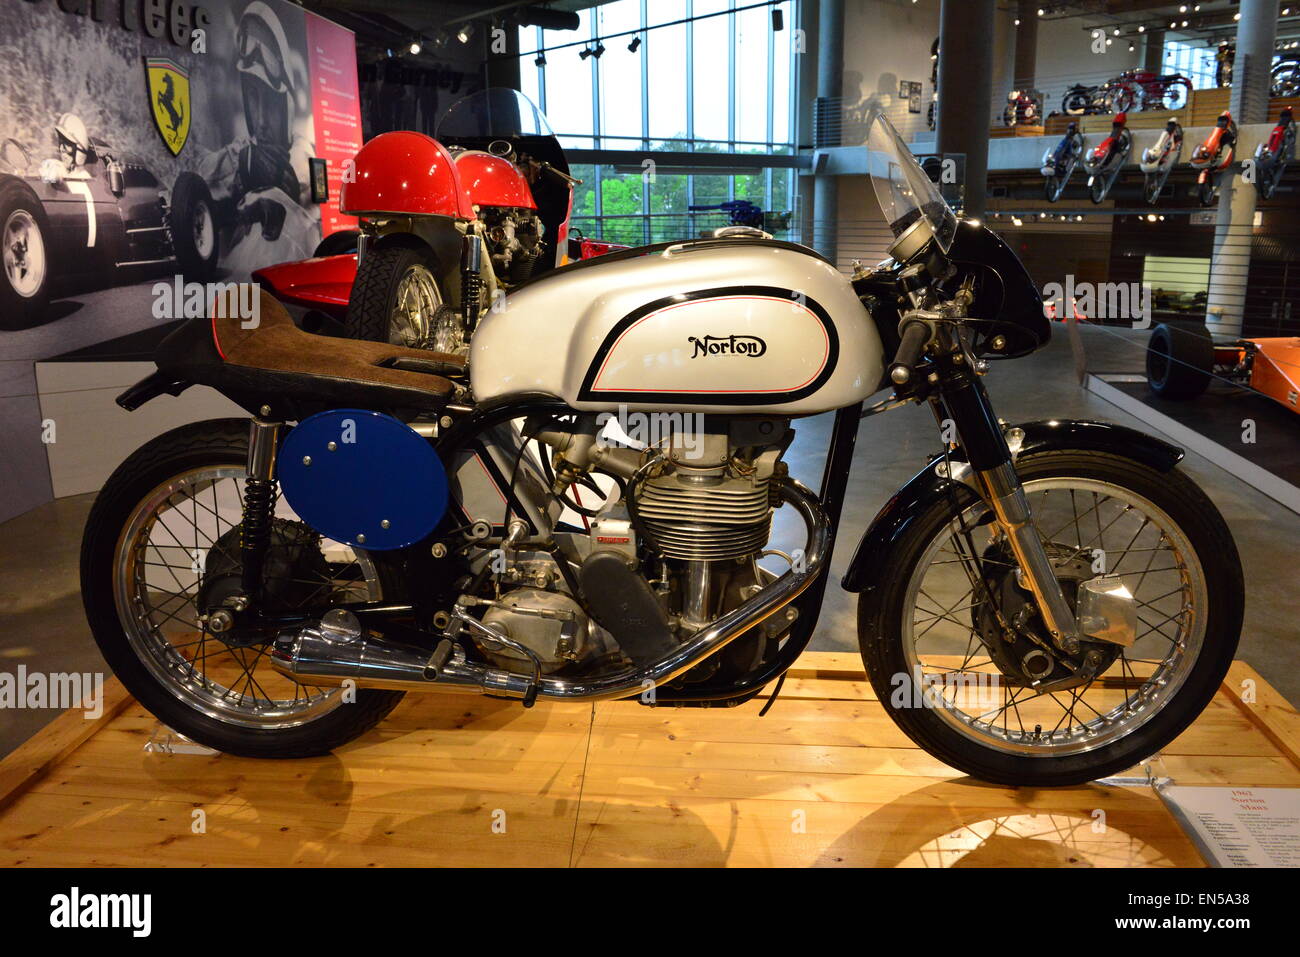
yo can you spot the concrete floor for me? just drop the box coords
[0,322,1295,759]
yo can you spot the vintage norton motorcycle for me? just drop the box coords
[81,112,1243,787]
[1139,119,1184,206]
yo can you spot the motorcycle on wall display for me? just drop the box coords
[1190,110,1237,207]
[1082,111,1132,204]
[1253,107,1294,201]
[1140,119,1184,205]
[80,111,1244,787]
[1041,121,1085,203]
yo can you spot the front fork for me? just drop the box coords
[934,364,1083,655]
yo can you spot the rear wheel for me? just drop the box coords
[80,419,407,757]
[1146,322,1213,399]
[170,171,219,282]
[858,451,1242,787]
[344,243,453,349]
[0,179,50,329]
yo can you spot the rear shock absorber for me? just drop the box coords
[240,416,282,604]
[461,228,483,334]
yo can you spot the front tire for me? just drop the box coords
[80,419,406,757]
[857,450,1243,787]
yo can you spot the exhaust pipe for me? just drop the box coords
[270,479,829,702]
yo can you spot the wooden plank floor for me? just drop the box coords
[1,653,1296,867]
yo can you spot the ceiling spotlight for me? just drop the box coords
[1015,18,1021,26]
[1179,4,1186,12]
[1129,42,1136,51]
[772,8,784,30]
[409,40,421,55]
[535,50,547,67]
[1113,28,1120,36]
[1106,37,1113,45]
[456,24,473,44]
[1234,12,1241,20]
[1170,21,1177,29]
[628,35,642,52]
[1182,20,1188,28]
[1138,25,1145,33]
[593,42,605,58]
[579,46,593,59]
[1037,7,1045,16]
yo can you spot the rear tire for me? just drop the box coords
[343,242,444,346]
[170,171,219,282]
[80,419,407,757]
[1146,322,1213,399]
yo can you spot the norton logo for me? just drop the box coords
[688,334,767,358]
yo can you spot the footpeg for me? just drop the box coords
[423,638,454,678]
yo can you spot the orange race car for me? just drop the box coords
[1145,322,1300,411]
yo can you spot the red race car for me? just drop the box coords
[1146,322,1299,412]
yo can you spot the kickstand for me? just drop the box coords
[757,672,787,717]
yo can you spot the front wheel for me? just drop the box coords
[80,419,407,757]
[857,450,1243,787]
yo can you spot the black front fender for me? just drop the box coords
[840,419,1183,593]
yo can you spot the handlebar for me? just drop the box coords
[889,317,932,386]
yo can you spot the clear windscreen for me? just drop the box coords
[865,110,957,254]
[436,88,554,139]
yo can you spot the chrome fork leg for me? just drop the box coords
[976,462,1081,655]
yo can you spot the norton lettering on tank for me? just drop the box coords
[688,334,768,358]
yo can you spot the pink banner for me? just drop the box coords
[306,12,363,236]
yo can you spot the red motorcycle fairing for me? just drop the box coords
[453,151,537,210]
[1089,112,1127,165]
[1191,111,1236,170]
[1268,109,1294,152]
[253,254,357,318]
[340,131,475,220]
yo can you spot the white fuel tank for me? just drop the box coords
[470,240,884,414]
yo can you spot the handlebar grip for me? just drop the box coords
[889,319,931,386]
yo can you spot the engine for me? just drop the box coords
[479,205,545,285]
[455,417,794,679]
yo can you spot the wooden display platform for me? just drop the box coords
[0,654,1296,867]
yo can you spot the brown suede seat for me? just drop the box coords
[216,289,464,389]
[153,288,468,417]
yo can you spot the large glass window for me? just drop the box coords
[518,1,800,246]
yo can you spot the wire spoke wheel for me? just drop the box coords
[113,465,383,729]
[900,477,1206,757]
[390,262,444,347]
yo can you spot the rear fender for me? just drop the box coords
[840,419,1183,593]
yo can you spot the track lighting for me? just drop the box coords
[456,24,473,44]
[535,50,547,67]
[593,42,605,58]
[772,9,784,31]
[628,35,641,52]
[409,40,421,55]
[580,46,592,59]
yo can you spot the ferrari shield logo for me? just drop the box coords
[145,57,191,155]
